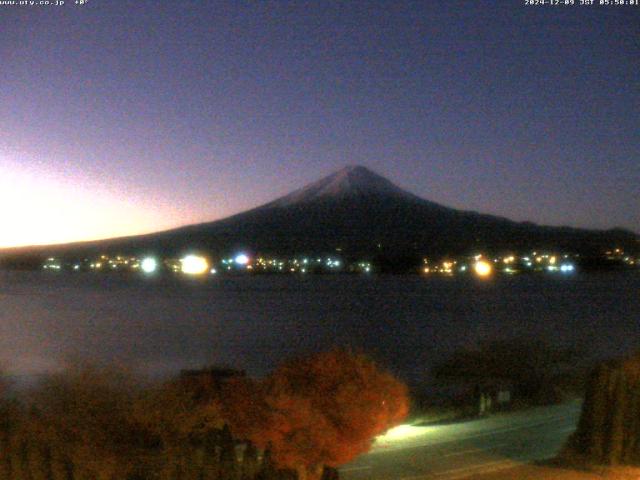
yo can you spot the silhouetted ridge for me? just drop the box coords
[1,165,637,265]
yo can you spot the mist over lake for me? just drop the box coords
[1,271,638,386]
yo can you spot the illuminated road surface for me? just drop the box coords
[340,400,581,480]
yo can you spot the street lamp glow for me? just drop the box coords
[181,255,209,275]
[234,253,249,265]
[560,263,575,273]
[474,260,492,277]
[140,257,158,274]
[376,424,430,442]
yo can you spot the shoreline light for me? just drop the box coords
[234,253,250,265]
[140,257,158,274]
[560,263,575,273]
[474,260,492,277]
[181,255,209,275]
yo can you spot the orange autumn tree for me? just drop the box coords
[223,349,409,480]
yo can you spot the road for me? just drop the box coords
[340,400,582,480]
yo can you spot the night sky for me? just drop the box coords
[1,0,638,248]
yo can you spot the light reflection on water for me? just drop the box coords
[0,270,638,386]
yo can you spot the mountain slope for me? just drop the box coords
[1,166,638,264]
[262,165,423,207]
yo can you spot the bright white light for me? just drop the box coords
[474,260,492,277]
[210,268,217,274]
[181,255,209,275]
[560,264,575,273]
[234,254,249,265]
[140,257,157,274]
[376,424,430,442]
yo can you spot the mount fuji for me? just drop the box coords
[1,166,637,268]
[262,165,422,207]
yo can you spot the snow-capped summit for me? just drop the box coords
[265,165,418,208]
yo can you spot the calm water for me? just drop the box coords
[0,271,638,386]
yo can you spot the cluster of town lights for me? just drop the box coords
[41,247,637,278]
[419,250,587,278]
[133,255,216,276]
[44,252,379,276]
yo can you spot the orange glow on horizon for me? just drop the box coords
[0,162,179,248]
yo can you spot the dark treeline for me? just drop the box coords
[0,366,337,480]
[432,337,587,405]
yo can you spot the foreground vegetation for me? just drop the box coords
[0,350,409,480]
[404,338,588,427]
[3,341,634,480]
[562,351,640,466]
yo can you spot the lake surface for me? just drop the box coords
[0,270,638,386]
